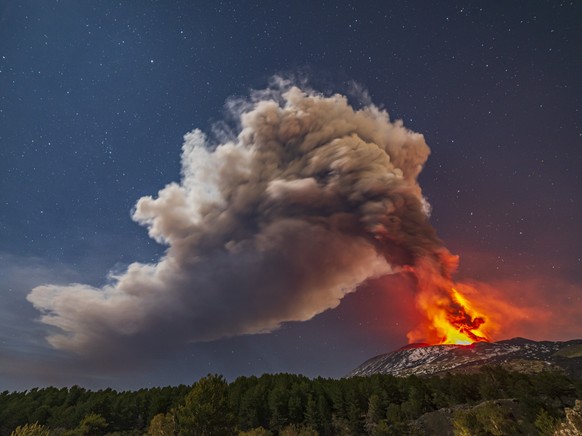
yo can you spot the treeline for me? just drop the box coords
[2,367,581,435]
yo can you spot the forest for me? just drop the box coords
[2,367,581,435]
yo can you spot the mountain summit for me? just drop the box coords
[349,338,582,378]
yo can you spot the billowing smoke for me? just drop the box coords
[28,81,455,361]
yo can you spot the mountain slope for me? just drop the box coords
[349,338,582,378]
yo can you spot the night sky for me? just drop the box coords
[1,1,581,391]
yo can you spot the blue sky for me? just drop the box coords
[1,0,581,390]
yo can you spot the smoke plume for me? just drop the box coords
[28,80,455,361]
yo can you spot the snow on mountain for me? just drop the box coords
[348,338,582,377]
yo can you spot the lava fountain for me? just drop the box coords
[405,254,494,345]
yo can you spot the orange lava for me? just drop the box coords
[408,284,493,345]
[406,255,494,346]
[435,287,490,345]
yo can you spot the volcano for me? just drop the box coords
[349,338,582,378]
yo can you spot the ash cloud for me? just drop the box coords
[28,80,450,362]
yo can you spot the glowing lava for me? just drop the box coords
[435,287,490,345]
[406,254,494,346]
[408,284,492,345]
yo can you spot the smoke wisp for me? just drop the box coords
[28,81,453,361]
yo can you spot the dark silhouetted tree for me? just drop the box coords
[365,394,383,434]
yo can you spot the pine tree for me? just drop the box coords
[176,374,235,436]
[365,394,383,434]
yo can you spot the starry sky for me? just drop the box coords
[1,0,581,391]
